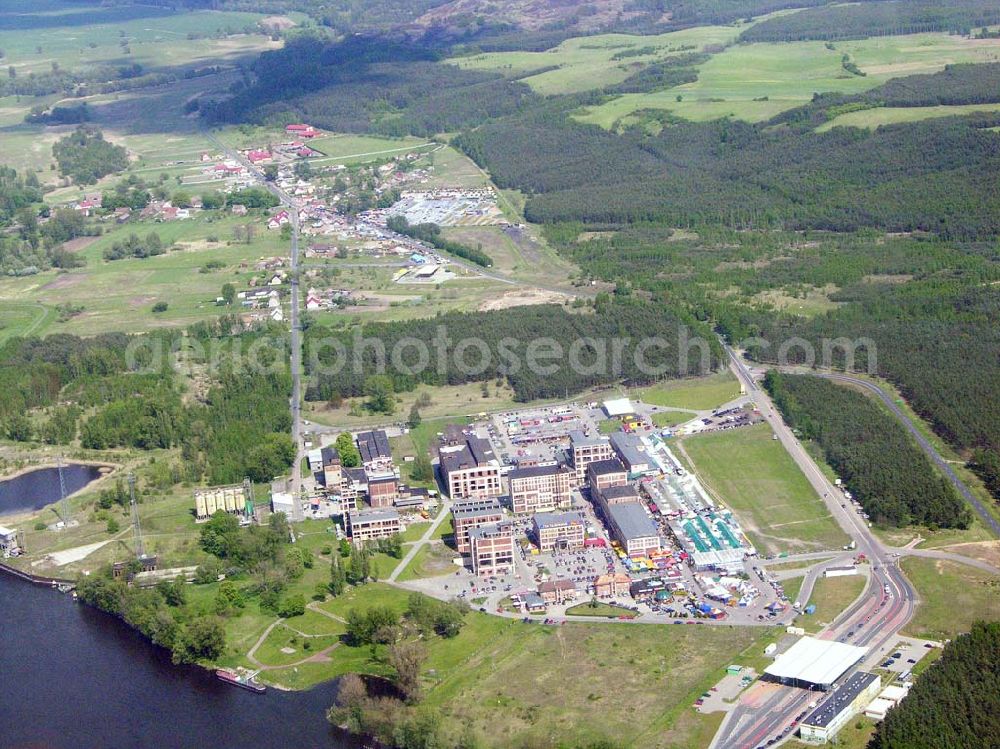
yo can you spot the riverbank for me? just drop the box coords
[0,572,357,749]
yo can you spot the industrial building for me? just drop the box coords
[605,503,661,557]
[0,525,22,557]
[864,684,910,721]
[602,398,635,418]
[532,511,587,552]
[799,671,881,744]
[195,483,252,521]
[610,432,654,477]
[764,637,869,690]
[367,475,399,508]
[439,435,502,499]
[357,430,393,473]
[452,497,505,554]
[508,464,574,514]
[347,507,402,542]
[469,521,515,577]
[569,430,613,483]
[587,458,628,495]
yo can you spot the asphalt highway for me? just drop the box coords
[711,347,918,749]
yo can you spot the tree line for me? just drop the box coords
[740,0,1000,43]
[868,621,1000,749]
[305,300,722,404]
[386,215,492,267]
[764,371,971,529]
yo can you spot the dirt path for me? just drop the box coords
[246,613,345,671]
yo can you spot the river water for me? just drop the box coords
[0,464,104,516]
[0,574,356,749]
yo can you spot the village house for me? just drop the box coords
[247,149,272,164]
[268,210,290,230]
[538,578,578,605]
[285,123,320,138]
[594,572,631,599]
[74,193,102,217]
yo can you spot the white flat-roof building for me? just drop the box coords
[764,637,869,690]
[800,671,881,743]
[864,698,894,721]
[603,398,634,418]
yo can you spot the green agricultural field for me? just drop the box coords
[448,25,743,95]
[901,558,1000,640]
[682,423,849,555]
[575,32,1000,127]
[818,102,1000,131]
[0,213,288,335]
[634,371,741,411]
[0,5,276,78]
[803,573,866,626]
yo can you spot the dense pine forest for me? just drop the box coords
[764,371,970,529]
[741,0,1000,42]
[305,301,720,403]
[0,324,294,485]
[867,622,1000,749]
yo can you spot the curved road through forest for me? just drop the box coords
[807,372,1000,537]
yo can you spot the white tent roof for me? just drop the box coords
[764,636,868,687]
[603,397,634,417]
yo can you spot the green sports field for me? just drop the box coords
[682,422,849,555]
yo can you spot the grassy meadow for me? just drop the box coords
[0,4,276,77]
[573,32,1000,127]
[0,214,288,335]
[902,558,1000,641]
[448,25,745,95]
[633,371,741,411]
[682,422,849,555]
